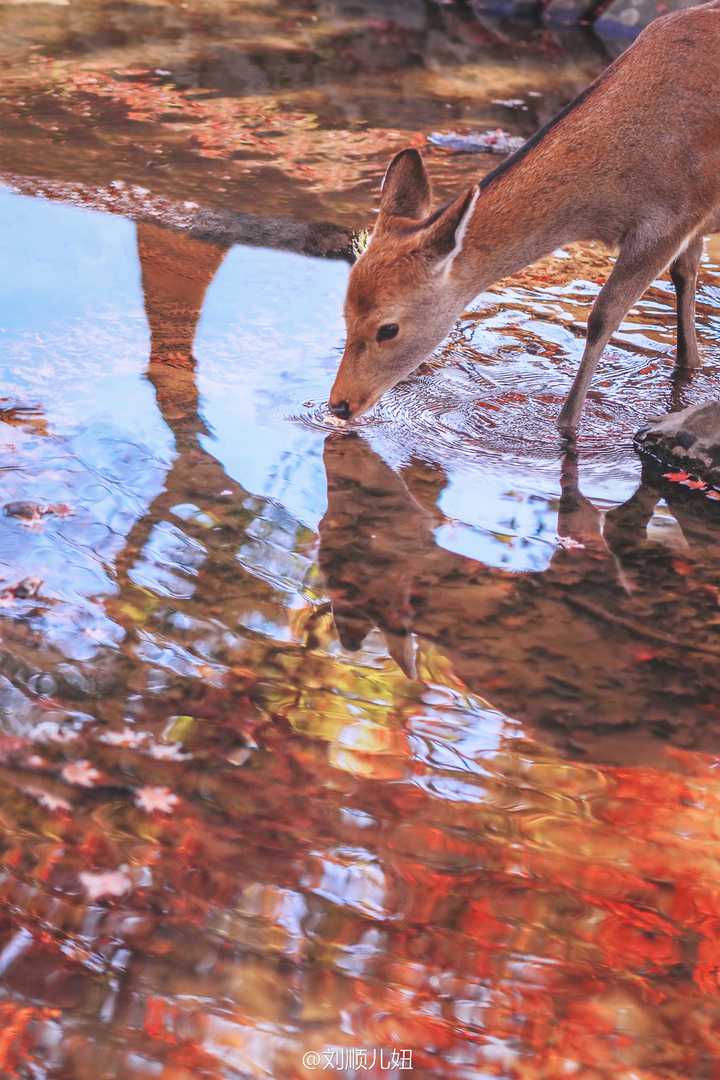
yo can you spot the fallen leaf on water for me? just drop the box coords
[147,743,191,761]
[2,501,73,521]
[4,501,48,524]
[135,786,179,814]
[79,869,132,901]
[99,726,148,748]
[61,760,100,787]
[37,792,72,813]
[0,577,43,606]
[556,535,586,551]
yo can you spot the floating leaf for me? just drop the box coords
[79,869,132,902]
[135,786,179,814]
[99,726,148,748]
[61,760,100,787]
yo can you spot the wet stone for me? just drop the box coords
[469,0,539,15]
[635,402,720,488]
[543,0,602,26]
[595,0,699,38]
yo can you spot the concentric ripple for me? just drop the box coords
[298,241,720,499]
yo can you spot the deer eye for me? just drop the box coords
[376,323,399,343]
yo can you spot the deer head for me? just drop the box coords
[329,149,478,420]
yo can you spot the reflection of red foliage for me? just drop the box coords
[461,897,507,945]
[10,678,720,1075]
[0,1004,60,1076]
[695,937,720,994]
[594,914,680,973]
[65,68,417,193]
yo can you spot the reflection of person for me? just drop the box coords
[319,431,720,761]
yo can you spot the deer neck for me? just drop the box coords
[452,168,574,304]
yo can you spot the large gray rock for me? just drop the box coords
[635,402,720,491]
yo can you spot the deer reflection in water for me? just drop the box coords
[7,211,720,1078]
[128,217,720,767]
[319,430,720,762]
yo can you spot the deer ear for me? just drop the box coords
[420,186,479,272]
[376,149,432,232]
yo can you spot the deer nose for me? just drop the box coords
[330,399,351,420]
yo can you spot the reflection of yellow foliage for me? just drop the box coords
[329,719,408,780]
[335,718,406,756]
[117,587,160,625]
[416,642,468,692]
[329,746,406,780]
[287,604,336,649]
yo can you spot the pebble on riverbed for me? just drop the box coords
[635,402,720,502]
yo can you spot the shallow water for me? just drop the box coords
[2,2,720,1078]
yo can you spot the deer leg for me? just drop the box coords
[557,230,697,434]
[557,446,603,546]
[670,234,704,369]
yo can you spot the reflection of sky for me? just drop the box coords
[1,189,142,331]
[0,190,169,454]
[0,187,611,578]
[195,241,347,528]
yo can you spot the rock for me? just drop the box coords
[595,0,699,40]
[469,0,539,17]
[543,0,602,26]
[635,402,720,492]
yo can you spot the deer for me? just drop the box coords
[328,0,720,434]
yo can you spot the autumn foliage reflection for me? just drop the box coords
[317,432,720,1077]
[3,217,720,1079]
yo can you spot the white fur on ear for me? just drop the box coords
[436,188,479,278]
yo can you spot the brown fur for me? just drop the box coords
[330,1,720,431]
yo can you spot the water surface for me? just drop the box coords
[2,3,720,1078]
